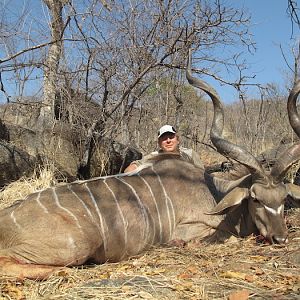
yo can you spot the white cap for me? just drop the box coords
[158,125,176,138]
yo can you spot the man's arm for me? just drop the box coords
[124,162,138,173]
[124,151,158,173]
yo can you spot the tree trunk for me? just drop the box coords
[41,0,67,128]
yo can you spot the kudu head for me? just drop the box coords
[186,49,300,244]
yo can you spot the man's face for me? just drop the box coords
[158,133,180,153]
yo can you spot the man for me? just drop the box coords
[124,124,204,172]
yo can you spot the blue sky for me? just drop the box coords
[217,0,297,103]
[0,0,297,103]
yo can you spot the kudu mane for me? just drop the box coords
[147,152,184,163]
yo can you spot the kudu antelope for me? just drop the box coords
[0,154,229,279]
[186,49,300,245]
[0,53,299,280]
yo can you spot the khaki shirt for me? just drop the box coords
[132,147,204,169]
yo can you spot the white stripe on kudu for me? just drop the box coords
[52,187,82,230]
[36,191,49,214]
[84,183,109,258]
[103,179,128,259]
[151,166,176,240]
[264,204,284,216]
[116,177,150,251]
[10,211,21,230]
[67,185,103,234]
[138,174,163,243]
[68,185,94,219]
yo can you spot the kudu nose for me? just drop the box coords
[272,235,288,244]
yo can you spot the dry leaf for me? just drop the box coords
[173,284,185,291]
[138,291,153,299]
[228,289,250,300]
[249,255,268,262]
[56,269,69,277]
[173,282,193,291]
[177,273,193,279]
[145,268,166,275]
[118,265,131,271]
[245,275,255,282]
[221,271,246,280]
[260,281,275,289]
[121,285,132,292]
[187,265,198,274]
[250,266,264,275]
[98,272,110,279]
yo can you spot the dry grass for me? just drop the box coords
[199,147,225,167]
[0,229,299,300]
[285,160,300,184]
[0,164,63,209]
[0,169,299,299]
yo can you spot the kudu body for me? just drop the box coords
[186,49,300,245]
[0,155,227,279]
[0,52,299,279]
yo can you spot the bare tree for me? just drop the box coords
[77,1,254,144]
[41,0,69,126]
[288,0,300,35]
[0,0,263,179]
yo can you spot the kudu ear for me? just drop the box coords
[286,183,300,207]
[206,187,249,215]
[212,174,252,194]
